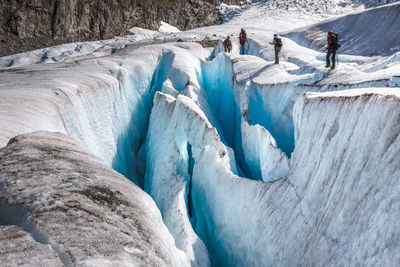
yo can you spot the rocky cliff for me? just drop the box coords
[0,0,243,56]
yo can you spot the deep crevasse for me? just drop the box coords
[144,48,298,265]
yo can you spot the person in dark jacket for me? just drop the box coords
[270,34,282,64]
[223,36,232,53]
[326,30,339,69]
[239,28,248,55]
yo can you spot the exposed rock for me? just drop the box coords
[0,131,189,266]
[0,0,243,57]
[195,39,220,48]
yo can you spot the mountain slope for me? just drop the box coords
[0,0,242,57]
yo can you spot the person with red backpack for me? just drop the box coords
[326,30,340,69]
[223,36,232,53]
[270,34,282,64]
[239,28,248,55]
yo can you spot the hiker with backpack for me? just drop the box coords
[326,30,340,69]
[223,36,232,53]
[239,28,248,55]
[270,34,282,64]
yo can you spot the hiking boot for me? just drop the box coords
[331,65,335,69]
[325,64,330,68]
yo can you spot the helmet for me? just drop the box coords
[274,34,278,37]
[328,30,333,34]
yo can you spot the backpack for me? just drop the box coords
[240,31,247,40]
[224,39,231,47]
[331,33,341,49]
[276,37,282,47]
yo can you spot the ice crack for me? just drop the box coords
[0,198,72,266]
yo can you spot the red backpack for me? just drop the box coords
[276,37,282,47]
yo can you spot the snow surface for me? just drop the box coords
[0,0,399,265]
[159,21,181,33]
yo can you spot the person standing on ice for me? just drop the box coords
[223,36,232,53]
[239,28,248,55]
[326,30,340,69]
[270,34,282,64]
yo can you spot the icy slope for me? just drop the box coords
[0,131,189,266]
[285,2,400,56]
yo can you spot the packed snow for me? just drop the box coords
[0,0,399,266]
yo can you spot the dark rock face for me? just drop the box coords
[0,0,242,56]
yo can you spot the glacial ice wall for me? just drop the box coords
[290,89,400,265]
[0,49,159,185]
[191,88,400,266]
[145,92,223,267]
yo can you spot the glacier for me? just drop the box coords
[0,0,399,266]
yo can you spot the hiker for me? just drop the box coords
[326,30,340,69]
[223,36,232,53]
[239,28,248,55]
[270,34,282,64]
